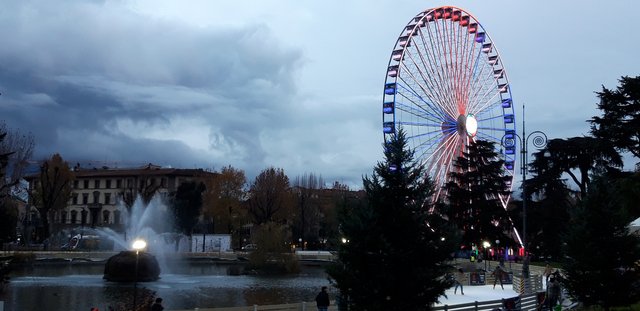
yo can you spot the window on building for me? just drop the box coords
[83,180,89,189]
[94,180,100,189]
[106,180,112,189]
[82,193,88,204]
[116,179,122,188]
[104,193,111,205]
[127,179,133,188]
[114,210,121,225]
[81,209,87,225]
[93,191,100,204]
[70,211,78,224]
[61,211,67,224]
[102,210,110,224]
[72,194,78,205]
[74,180,79,189]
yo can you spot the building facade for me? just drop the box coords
[28,163,217,238]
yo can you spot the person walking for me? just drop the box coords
[454,268,465,295]
[315,286,330,311]
[151,297,164,311]
[543,262,553,285]
[492,265,505,290]
[547,277,561,308]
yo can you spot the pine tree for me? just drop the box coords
[327,129,459,311]
[444,140,513,247]
[590,75,640,158]
[562,177,640,310]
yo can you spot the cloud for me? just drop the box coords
[0,0,325,183]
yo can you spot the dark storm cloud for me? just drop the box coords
[0,1,302,171]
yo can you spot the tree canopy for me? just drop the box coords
[444,140,514,247]
[328,129,459,311]
[31,153,74,242]
[561,177,640,310]
[247,167,293,225]
[590,75,640,158]
[202,165,247,234]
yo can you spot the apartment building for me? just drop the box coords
[30,163,216,235]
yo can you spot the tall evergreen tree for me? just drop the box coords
[590,75,640,158]
[523,149,573,260]
[444,140,513,247]
[562,177,640,310]
[327,129,459,311]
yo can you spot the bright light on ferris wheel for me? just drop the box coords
[465,114,478,137]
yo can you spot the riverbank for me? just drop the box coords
[1,250,336,266]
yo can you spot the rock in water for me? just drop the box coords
[103,251,160,282]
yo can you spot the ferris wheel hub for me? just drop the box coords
[454,114,477,137]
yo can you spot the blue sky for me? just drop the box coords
[1,0,639,188]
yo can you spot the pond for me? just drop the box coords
[0,261,333,311]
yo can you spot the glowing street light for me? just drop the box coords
[132,239,147,311]
[483,241,491,271]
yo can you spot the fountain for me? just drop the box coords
[97,195,189,282]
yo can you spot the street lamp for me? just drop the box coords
[482,241,491,271]
[132,238,147,311]
[501,104,547,255]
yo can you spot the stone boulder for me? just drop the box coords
[103,251,160,282]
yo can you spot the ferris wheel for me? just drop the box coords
[382,6,517,207]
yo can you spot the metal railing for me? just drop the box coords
[169,293,544,311]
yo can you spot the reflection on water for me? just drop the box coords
[1,262,333,311]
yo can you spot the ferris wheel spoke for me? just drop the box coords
[467,59,495,111]
[468,70,502,113]
[394,99,448,124]
[470,90,502,116]
[434,19,458,114]
[461,44,482,113]
[452,24,468,114]
[431,135,462,189]
[398,55,446,112]
[421,22,457,115]
[408,44,455,118]
[397,75,452,121]
[410,127,455,152]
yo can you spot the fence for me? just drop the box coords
[169,293,544,311]
[170,301,337,311]
[512,274,543,295]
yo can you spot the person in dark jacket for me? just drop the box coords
[493,265,505,289]
[315,286,330,311]
[151,297,164,311]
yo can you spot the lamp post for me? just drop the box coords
[132,239,147,311]
[482,241,491,271]
[501,104,547,255]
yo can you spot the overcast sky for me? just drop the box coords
[1,0,639,189]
